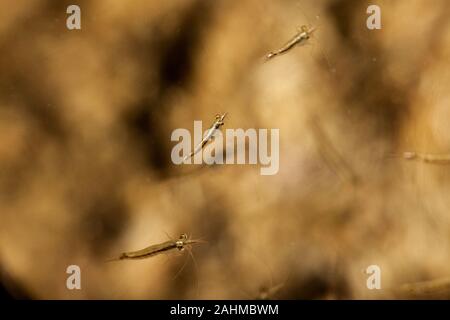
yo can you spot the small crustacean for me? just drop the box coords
[108,233,204,261]
[310,117,358,185]
[257,282,285,300]
[183,113,227,162]
[394,277,450,297]
[266,25,316,60]
[403,152,450,164]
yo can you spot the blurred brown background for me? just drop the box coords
[1,0,450,299]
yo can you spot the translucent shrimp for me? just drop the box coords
[266,25,316,60]
[310,117,358,185]
[183,113,227,162]
[257,282,285,300]
[403,152,450,164]
[397,277,450,296]
[108,233,204,261]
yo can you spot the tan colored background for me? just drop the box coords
[0,0,450,299]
